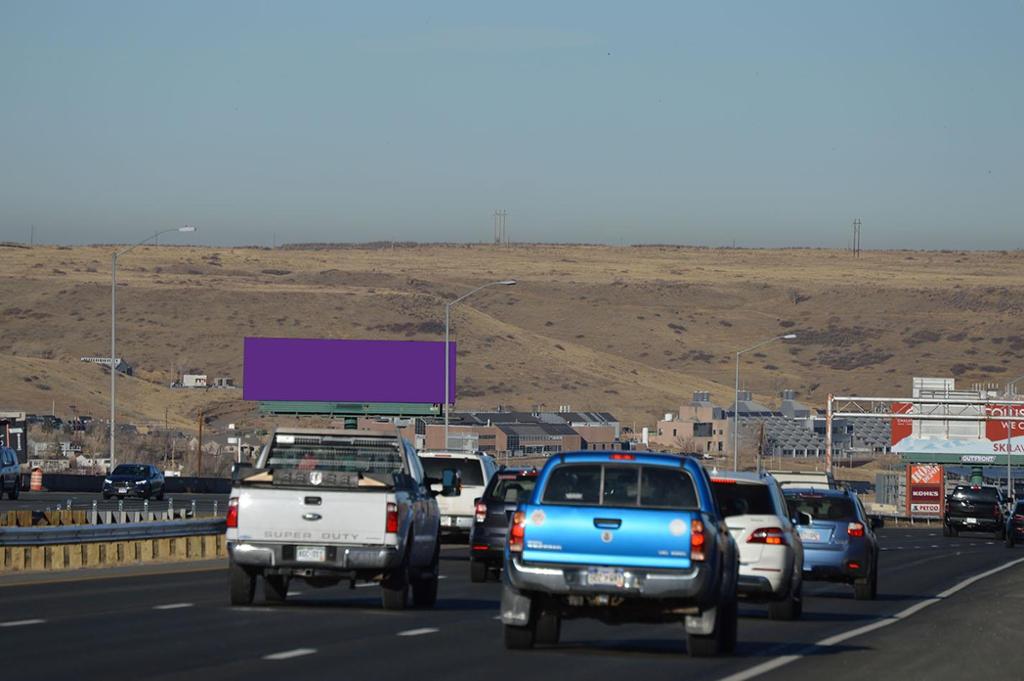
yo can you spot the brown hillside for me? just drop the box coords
[2,243,1022,432]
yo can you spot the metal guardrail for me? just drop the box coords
[0,518,226,546]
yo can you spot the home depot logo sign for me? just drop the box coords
[907,464,944,517]
[910,464,942,486]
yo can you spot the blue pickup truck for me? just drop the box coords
[501,451,739,656]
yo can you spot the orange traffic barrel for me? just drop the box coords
[30,466,43,492]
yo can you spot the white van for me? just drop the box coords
[419,451,498,535]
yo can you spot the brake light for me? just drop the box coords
[711,478,737,485]
[508,511,526,553]
[748,527,787,546]
[475,502,488,523]
[386,502,399,534]
[690,519,706,561]
[610,453,635,461]
[847,522,865,538]
[1014,514,1024,522]
[847,561,861,570]
[226,497,239,529]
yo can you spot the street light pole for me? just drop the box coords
[110,226,196,472]
[443,280,516,449]
[1004,375,1024,503]
[732,333,797,471]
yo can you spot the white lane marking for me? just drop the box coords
[397,627,440,637]
[0,619,45,628]
[153,603,193,610]
[263,648,317,661]
[716,556,1024,681]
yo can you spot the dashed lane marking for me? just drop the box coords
[263,648,317,661]
[153,603,193,610]
[397,628,440,637]
[716,556,1024,681]
[0,619,45,628]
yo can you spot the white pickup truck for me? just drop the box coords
[226,427,460,610]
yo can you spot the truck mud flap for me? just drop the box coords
[685,606,716,636]
[501,585,533,627]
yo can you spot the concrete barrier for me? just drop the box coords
[0,534,227,573]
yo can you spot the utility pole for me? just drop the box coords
[197,411,204,477]
[493,210,509,246]
[852,218,862,258]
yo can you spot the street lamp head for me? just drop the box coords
[178,226,197,233]
[497,279,517,286]
[782,333,797,340]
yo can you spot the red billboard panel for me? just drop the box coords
[984,404,1024,442]
[892,402,913,446]
[906,464,944,516]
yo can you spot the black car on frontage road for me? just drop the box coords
[103,463,165,500]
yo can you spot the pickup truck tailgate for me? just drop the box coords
[236,488,389,546]
[522,504,696,569]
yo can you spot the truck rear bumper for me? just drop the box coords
[503,556,711,601]
[229,542,400,572]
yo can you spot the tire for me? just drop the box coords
[263,575,289,603]
[854,570,877,601]
[470,559,488,583]
[768,582,802,621]
[534,608,561,646]
[942,524,951,537]
[504,621,536,650]
[951,525,959,537]
[381,550,410,610]
[229,561,256,606]
[688,598,738,657]
[412,537,440,608]
[1006,531,1016,548]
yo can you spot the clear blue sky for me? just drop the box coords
[1,1,1021,248]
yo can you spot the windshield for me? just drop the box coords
[488,476,538,503]
[541,464,698,509]
[421,458,485,486]
[267,434,404,474]
[112,465,148,477]
[785,494,856,521]
[713,481,776,517]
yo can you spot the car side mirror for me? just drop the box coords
[869,516,884,530]
[441,468,462,497]
[794,511,812,526]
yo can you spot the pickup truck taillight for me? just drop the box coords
[847,522,865,538]
[385,502,399,534]
[508,511,526,553]
[1014,514,1024,523]
[747,527,787,546]
[690,519,705,561]
[226,497,239,529]
[474,502,487,524]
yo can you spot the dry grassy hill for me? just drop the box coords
[2,242,1023,433]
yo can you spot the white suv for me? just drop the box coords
[419,451,497,535]
[710,471,805,620]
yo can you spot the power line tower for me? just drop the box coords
[493,210,509,246]
[852,218,862,258]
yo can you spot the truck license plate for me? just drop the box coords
[296,546,326,562]
[965,517,977,525]
[586,567,625,588]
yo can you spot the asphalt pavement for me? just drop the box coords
[0,527,1019,681]
[0,491,228,515]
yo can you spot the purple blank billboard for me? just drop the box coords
[243,337,456,404]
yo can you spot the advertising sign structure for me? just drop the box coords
[243,338,456,404]
[906,464,944,517]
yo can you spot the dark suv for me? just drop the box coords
[468,467,538,582]
[0,447,20,499]
[944,484,1005,539]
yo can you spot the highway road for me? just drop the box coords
[0,527,1019,681]
[0,491,228,515]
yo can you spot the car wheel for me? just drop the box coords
[229,561,256,606]
[942,523,951,537]
[768,582,802,621]
[534,608,561,645]
[469,558,488,583]
[854,571,877,601]
[381,548,410,611]
[504,620,536,650]
[411,536,440,608]
[688,598,737,657]
[1006,531,1016,548]
[263,575,289,603]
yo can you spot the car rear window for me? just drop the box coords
[785,494,856,521]
[487,476,538,503]
[713,481,776,517]
[951,487,1001,504]
[421,457,485,486]
[541,464,698,509]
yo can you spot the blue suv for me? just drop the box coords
[501,451,739,656]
